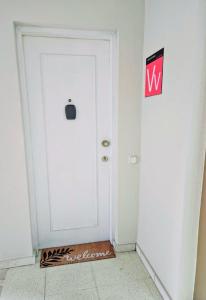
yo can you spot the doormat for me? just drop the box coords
[40,240,116,268]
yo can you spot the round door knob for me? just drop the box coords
[102,156,109,162]
[101,140,110,147]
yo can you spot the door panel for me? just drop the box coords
[41,54,97,231]
[23,36,111,248]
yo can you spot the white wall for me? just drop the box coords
[0,0,144,262]
[138,1,206,299]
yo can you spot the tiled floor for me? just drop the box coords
[0,252,162,300]
[0,269,8,297]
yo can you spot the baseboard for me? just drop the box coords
[0,255,35,270]
[113,242,136,252]
[136,243,172,300]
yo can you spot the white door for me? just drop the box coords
[23,35,112,249]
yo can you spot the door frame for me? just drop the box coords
[15,23,119,250]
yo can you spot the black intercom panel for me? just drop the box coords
[65,103,76,120]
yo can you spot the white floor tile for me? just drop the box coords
[45,288,99,300]
[0,265,45,300]
[98,280,152,300]
[0,251,161,300]
[0,280,5,286]
[0,269,8,280]
[46,262,95,296]
[92,252,149,288]
[145,278,163,299]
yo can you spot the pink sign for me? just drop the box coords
[145,48,164,97]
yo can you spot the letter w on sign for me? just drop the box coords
[145,48,164,97]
